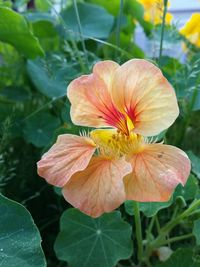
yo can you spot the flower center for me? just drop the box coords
[90,129,144,159]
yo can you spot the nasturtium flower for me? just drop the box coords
[37,59,190,218]
[180,13,200,48]
[138,0,172,25]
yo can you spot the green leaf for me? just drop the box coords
[0,86,30,102]
[23,112,60,147]
[54,209,133,267]
[35,0,53,12]
[174,174,198,201]
[125,199,173,217]
[0,7,44,58]
[61,2,114,40]
[0,0,12,8]
[188,151,200,179]
[87,0,120,16]
[156,248,200,267]
[193,219,200,245]
[27,56,77,98]
[0,194,46,267]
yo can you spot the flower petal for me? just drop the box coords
[67,60,127,129]
[62,156,132,218]
[37,134,96,187]
[124,144,191,202]
[111,59,179,136]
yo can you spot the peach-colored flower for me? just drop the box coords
[37,59,191,218]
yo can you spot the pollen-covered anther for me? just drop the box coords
[90,129,145,158]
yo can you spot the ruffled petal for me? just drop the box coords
[111,59,179,136]
[37,134,96,187]
[93,60,119,93]
[67,60,125,129]
[124,144,191,202]
[62,156,132,218]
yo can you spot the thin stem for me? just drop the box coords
[72,0,89,68]
[158,0,168,65]
[151,199,200,248]
[144,200,200,261]
[155,215,161,234]
[133,202,143,263]
[158,233,194,246]
[146,216,156,241]
[116,0,124,49]
[46,0,87,72]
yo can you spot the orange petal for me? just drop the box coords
[62,156,132,218]
[124,144,191,202]
[111,59,179,136]
[67,61,127,129]
[37,134,96,187]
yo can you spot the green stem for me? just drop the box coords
[146,216,156,241]
[116,0,124,49]
[144,200,200,260]
[72,0,89,69]
[155,200,200,242]
[158,233,194,246]
[155,215,161,234]
[133,202,143,263]
[158,0,168,65]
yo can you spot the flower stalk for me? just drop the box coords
[133,202,143,264]
[158,0,168,65]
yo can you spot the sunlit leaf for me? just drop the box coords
[0,7,44,58]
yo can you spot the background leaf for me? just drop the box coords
[0,194,46,267]
[188,151,200,179]
[23,111,61,147]
[54,208,133,267]
[174,174,198,200]
[27,56,77,98]
[61,2,114,40]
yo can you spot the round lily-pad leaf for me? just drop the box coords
[0,194,46,267]
[54,208,133,267]
[27,56,77,98]
[61,2,114,40]
[23,111,60,147]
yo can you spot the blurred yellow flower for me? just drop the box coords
[180,13,200,48]
[138,0,173,25]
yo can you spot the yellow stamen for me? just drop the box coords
[90,129,144,158]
